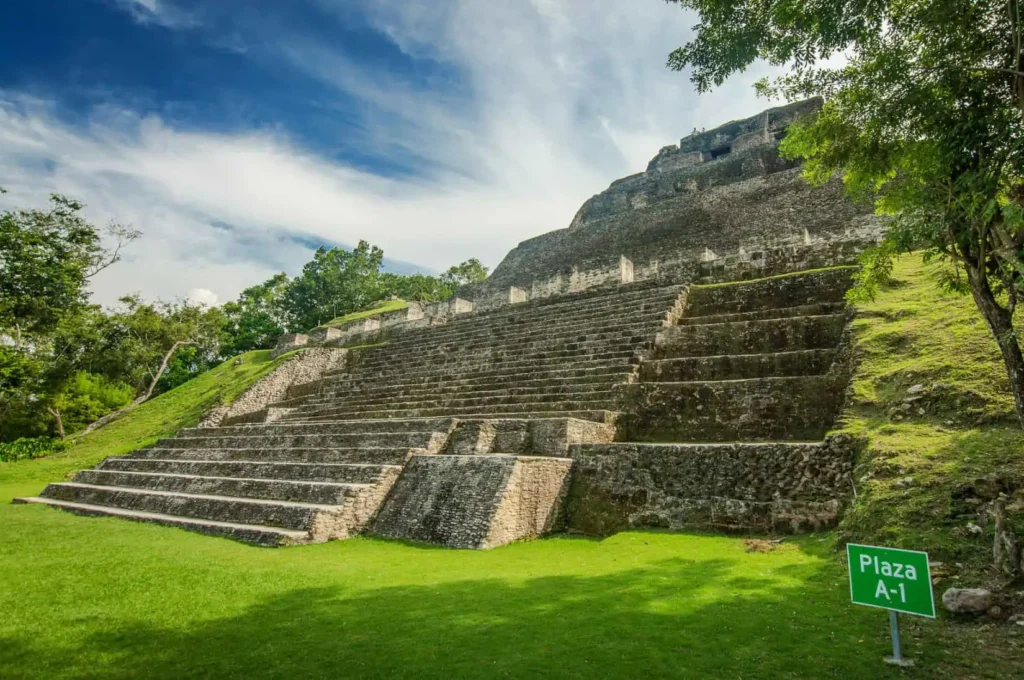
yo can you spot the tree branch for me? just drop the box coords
[72,340,194,438]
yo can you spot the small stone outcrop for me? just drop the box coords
[942,587,994,614]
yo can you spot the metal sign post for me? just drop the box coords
[887,610,907,666]
[846,544,935,667]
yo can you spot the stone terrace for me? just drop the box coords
[19,280,689,547]
[566,267,858,535]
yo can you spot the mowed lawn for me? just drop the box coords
[0,495,1007,679]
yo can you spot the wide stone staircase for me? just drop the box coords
[567,267,858,534]
[273,281,686,423]
[19,281,688,547]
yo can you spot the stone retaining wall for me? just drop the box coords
[199,348,348,427]
[565,435,855,535]
[371,454,572,549]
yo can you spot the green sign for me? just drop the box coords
[847,544,935,618]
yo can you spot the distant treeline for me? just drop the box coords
[0,192,485,447]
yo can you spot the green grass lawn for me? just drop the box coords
[2,504,1012,679]
[3,259,1024,678]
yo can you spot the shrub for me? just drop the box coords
[0,437,69,463]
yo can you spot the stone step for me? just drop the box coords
[410,285,684,331]
[73,469,369,505]
[625,376,842,442]
[353,304,671,352]
[177,419,455,439]
[641,349,836,382]
[354,333,654,367]
[286,407,620,425]
[155,431,445,451]
[98,457,400,484]
[296,390,618,418]
[304,370,635,405]
[343,349,641,381]
[13,497,307,547]
[39,482,336,532]
[566,439,850,534]
[293,383,618,412]
[128,446,414,465]
[372,317,668,353]
[322,357,633,387]
[393,309,663,344]
[679,301,845,326]
[348,343,647,374]
[654,313,846,358]
[685,268,855,316]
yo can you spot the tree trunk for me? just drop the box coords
[73,341,194,438]
[47,407,65,440]
[967,266,1024,428]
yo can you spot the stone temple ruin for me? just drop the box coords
[17,99,884,548]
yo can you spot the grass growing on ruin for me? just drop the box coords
[836,255,1024,579]
[2,505,1017,679]
[318,299,408,329]
[0,349,293,504]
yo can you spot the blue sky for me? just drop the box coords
[0,0,780,306]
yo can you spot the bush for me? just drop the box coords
[0,437,69,463]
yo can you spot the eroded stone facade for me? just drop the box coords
[23,101,871,548]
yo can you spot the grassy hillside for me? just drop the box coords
[0,349,295,504]
[317,299,408,330]
[837,256,1024,582]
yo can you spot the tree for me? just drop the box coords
[283,241,385,331]
[667,0,1024,427]
[72,297,225,437]
[220,273,289,355]
[0,192,139,348]
[440,258,489,290]
[375,260,489,303]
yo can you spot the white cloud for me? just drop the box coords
[0,1,786,306]
[112,0,195,28]
[187,288,219,307]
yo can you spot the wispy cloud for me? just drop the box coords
[111,0,196,28]
[0,1,784,307]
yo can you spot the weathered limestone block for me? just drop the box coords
[371,455,572,549]
[622,376,845,442]
[309,326,343,344]
[619,255,634,284]
[654,313,848,358]
[565,436,854,535]
[271,333,308,357]
[687,267,856,316]
[731,129,772,154]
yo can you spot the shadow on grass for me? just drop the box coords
[1,553,902,680]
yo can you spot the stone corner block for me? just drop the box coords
[271,333,308,357]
